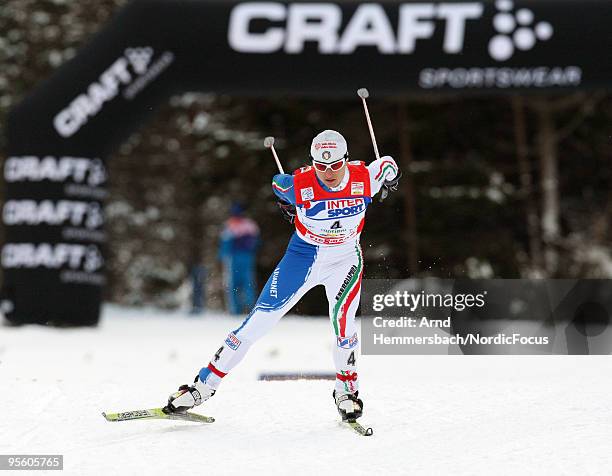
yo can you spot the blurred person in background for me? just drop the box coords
[218,203,260,314]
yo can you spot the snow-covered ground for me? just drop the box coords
[1,305,611,475]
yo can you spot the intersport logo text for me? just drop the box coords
[229,2,484,54]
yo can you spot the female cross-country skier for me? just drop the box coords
[166,130,400,421]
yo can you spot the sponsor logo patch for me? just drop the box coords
[351,182,364,195]
[336,265,358,301]
[3,200,103,229]
[53,47,175,138]
[314,141,337,149]
[5,156,107,186]
[301,187,314,201]
[1,243,103,272]
[337,332,359,349]
[303,199,366,219]
[191,389,202,405]
[225,333,242,350]
[269,267,280,298]
[117,410,152,420]
[228,3,578,92]
[304,201,326,218]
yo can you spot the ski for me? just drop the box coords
[102,407,215,424]
[344,420,373,436]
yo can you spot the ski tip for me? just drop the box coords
[185,412,216,423]
[345,420,374,436]
[102,411,122,422]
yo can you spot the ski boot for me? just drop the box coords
[333,390,363,421]
[165,376,216,414]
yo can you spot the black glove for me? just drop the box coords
[277,200,296,224]
[379,170,402,202]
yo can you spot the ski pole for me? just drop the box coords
[357,88,381,161]
[264,136,284,174]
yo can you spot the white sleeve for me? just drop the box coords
[368,156,399,197]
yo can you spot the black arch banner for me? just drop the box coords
[3,0,612,325]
